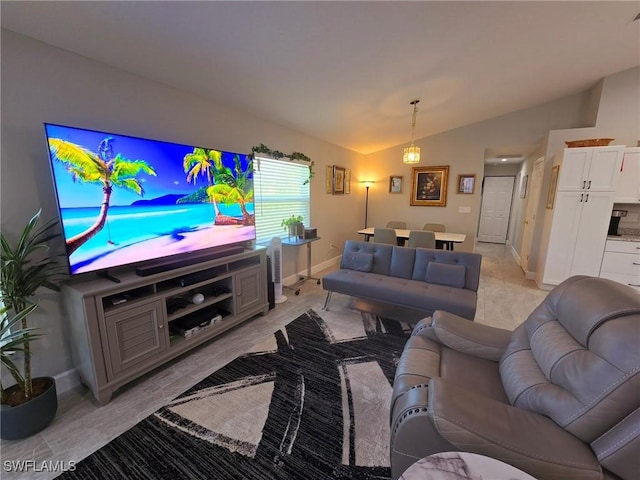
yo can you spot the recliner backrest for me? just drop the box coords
[500,276,640,447]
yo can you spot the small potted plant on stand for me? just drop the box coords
[0,210,63,440]
[281,215,304,240]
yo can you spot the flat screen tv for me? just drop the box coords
[44,123,255,276]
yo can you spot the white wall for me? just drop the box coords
[2,28,637,386]
[532,66,640,280]
[362,92,589,252]
[0,30,363,380]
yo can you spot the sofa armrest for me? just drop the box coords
[417,311,512,361]
[429,377,602,480]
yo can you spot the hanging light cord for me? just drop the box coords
[410,99,419,143]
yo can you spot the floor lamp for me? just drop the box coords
[363,181,373,228]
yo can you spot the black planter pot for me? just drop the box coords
[0,377,57,440]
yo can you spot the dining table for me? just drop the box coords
[357,227,466,250]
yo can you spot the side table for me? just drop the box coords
[281,236,321,295]
[400,452,537,480]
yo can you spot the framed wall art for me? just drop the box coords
[457,174,475,194]
[546,165,560,209]
[332,165,345,194]
[389,175,403,193]
[345,169,351,194]
[410,166,449,206]
[326,165,333,194]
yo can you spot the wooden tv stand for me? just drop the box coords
[61,248,268,405]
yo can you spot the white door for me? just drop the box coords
[477,176,515,243]
[520,158,544,274]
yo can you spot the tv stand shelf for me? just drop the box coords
[61,248,269,404]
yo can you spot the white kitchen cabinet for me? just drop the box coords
[556,146,624,192]
[600,239,640,293]
[614,147,640,203]
[540,146,624,287]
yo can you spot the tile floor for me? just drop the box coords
[0,242,548,479]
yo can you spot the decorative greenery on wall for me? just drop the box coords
[250,144,314,185]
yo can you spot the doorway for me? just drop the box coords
[477,176,515,243]
[520,158,544,276]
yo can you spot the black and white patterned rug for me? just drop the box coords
[60,308,412,480]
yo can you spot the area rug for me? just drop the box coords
[60,308,412,480]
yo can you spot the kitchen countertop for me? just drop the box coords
[607,235,640,242]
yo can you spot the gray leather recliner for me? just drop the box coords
[390,276,640,480]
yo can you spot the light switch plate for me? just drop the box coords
[458,206,471,213]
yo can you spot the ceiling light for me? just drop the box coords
[403,99,421,164]
[501,158,508,162]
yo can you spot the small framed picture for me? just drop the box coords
[389,176,403,194]
[332,166,345,195]
[345,169,351,194]
[411,166,449,206]
[326,165,333,194]
[546,165,560,209]
[457,174,475,194]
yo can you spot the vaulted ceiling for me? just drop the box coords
[1,1,639,155]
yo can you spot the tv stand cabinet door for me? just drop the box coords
[104,299,168,377]
[234,266,265,314]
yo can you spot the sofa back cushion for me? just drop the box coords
[500,276,640,444]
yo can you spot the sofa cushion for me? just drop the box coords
[341,251,374,272]
[425,262,466,288]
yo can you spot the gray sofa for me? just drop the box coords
[322,240,482,320]
[390,276,640,480]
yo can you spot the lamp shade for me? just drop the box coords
[403,144,421,164]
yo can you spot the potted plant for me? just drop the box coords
[0,210,63,440]
[281,215,304,240]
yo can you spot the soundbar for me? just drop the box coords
[135,246,245,277]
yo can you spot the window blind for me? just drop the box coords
[253,155,310,245]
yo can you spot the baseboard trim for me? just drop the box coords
[509,245,521,264]
[54,368,81,395]
[283,255,341,286]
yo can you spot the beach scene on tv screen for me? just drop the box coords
[45,124,255,275]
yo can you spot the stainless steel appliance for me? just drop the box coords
[608,209,627,236]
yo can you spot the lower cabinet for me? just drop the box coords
[62,248,269,404]
[600,240,640,293]
[541,190,615,285]
[104,300,167,376]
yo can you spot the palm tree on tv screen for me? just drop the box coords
[183,148,222,222]
[207,154,254,225]
[48,137,156,255]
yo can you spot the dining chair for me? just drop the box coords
[373,227,398,245]
[386,221,407,229]
[386,221,407,245]
[407,230,436,249]
[423,223,447,249]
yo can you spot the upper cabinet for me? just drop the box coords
[556,146,625,192]
[614,147,640,203]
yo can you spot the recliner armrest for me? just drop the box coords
[428,377,602,480]
[417,310,512,361]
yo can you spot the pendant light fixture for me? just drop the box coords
[403,99,421,164]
